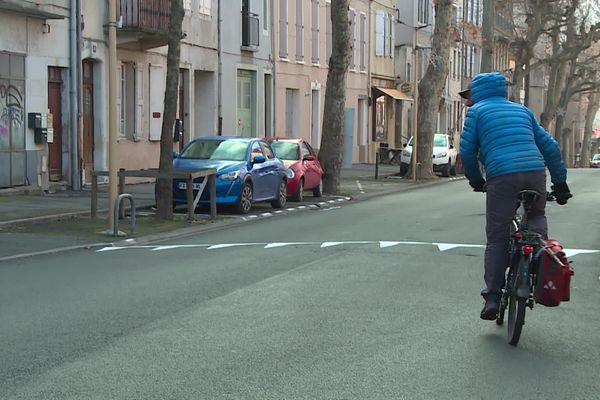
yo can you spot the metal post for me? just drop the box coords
[91,173,98,219]
[108,0,118,231]
[113,194,136,237]
[187,175,194,221]
[375,151,379,180]
[209,174,217,219]
[118,168,125,219]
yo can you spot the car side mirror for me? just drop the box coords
[252,155,266,164]
[449,144,454,149]
[303,155,316,161]
[173,151,179,159]
[403,143,407,148]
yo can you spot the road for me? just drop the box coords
[1,170,598,399]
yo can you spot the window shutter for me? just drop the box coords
[360,12,366,71]
[326,2,332,64]
[349,9,355,69]
[149,65,165,141]
[390,14,395,58]
[295,0,303,61]
[311,0,319,64]
[279,0,288,58]
[116,62,123,137]
[135,64,144,140]
[375,11,384,57]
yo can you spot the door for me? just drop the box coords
[301,142,319,188]
[285,88,299,137]
[237,70,256,137]
[248,141,269,199]
[310,89,320,148]
[82,60,94,183]
[48,68,63,181]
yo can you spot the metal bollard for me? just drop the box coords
[114,193,136,237]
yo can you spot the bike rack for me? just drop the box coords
[114,193,136,237]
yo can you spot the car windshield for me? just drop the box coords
[593,154,600,160]
[179,140,249,161]
[433,135,447,147]
[270,142,300,160]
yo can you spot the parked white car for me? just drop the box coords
[400,134,458,177]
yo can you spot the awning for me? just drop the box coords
[375,87,413,101]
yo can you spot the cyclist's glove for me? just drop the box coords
[469,178,486,192]
[552,182,572,205]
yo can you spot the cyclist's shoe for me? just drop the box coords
[480,298,499,320]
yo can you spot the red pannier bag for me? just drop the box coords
[534,240,574,307]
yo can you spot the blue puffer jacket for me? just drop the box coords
[459,72,567,184]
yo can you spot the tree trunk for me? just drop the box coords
[480,0,496,73]
[413,0,453,180]
[540,58,569,130]
[157,0,185,220]
[581,91,600,167]
[318,0,350,194]
[552,60,576,151]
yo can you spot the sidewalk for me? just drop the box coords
[0,163,462,260]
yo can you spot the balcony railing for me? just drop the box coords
[118,0,170,33]
[241,11,260,49]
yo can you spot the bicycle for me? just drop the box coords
[495,189,557,346]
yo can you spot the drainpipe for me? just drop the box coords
[69,0,80,189]
[270,0,276,138]
[217,0,222,135]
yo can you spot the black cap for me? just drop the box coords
[458,88,471,99]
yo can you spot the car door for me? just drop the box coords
[302,142,320,188]
[260,140,281,199]
[247,141,269,200]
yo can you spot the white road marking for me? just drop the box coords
[320,206,341,211]
[96,241,600,259]
[298,206,307,209]
[260,213,273,217]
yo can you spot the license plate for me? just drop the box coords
[178,182,203,190]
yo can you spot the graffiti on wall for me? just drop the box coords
[0,83,24,147]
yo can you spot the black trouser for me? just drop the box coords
[482,171,547,300]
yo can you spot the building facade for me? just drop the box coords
[80,0,219,185]
[0,0,71,189]
[273,0,370,166]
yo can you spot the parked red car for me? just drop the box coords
[265,137,324,201]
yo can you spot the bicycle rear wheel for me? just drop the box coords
[507,260,529,346]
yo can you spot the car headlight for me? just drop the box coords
[286,169,295,179]
[402,150,411,157]
[219,171,240,180]
[435,152,447,158]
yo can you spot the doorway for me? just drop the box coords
[82,60,95,183]
[236,69,256,137]
[48,67,63,181]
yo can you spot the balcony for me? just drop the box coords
[116,0,170,50]
[241,11,259,51]
[0,0,69,19]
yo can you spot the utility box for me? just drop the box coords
[34,128,48,144]
[28,113,42,129]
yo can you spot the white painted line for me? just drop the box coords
[151,244,210,251]
[563,249,600,258]
[274,210,284,214]
[287,208,296,211]
[260,213,273,217]
[318,202,327,205]
[96,246,154,252]
[309,205,318,208]
[321,241,374,248]
[298,206,307,209]
[434,243,485,251]
[207,243,263,250]
[327,200,336,203]
[320,206,341,211]
[379,241,429,248]
[264,242,312,249]
[356,180,365,194]
[247,215,258,219]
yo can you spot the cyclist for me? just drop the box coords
[459,72,573,320]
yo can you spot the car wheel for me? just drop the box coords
[234,181,253,214]
[441,160,451,177]
[271,179,287,209]
[312,177,323,197]
[291,178,303,202]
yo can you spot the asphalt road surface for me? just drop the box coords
[1,169,598,399]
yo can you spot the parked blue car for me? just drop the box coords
[172,136,288,214]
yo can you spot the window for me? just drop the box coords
[260,141,275,159]
[199,0,211,15]
[295,0,303,62]
[183,0,191,13]
[349,8,356,69]
[302,143,311,159]
[311,0,319,64]
[118,62,140,140]
[375,10,384,56]
[388,13,394,58]
[359,12,366,71]
[263,0,269,33]
[418,0,429,25]
[279,0,288,58]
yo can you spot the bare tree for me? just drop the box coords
[157,0,185,220]
[581,89,600,166]
[318,0,350,194]
[480,0,496,72]
[411,0,454,180]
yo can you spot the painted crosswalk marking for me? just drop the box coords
[97,241,600,258]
